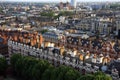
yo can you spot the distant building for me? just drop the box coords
[91,20,113,35]
[59,1,71,10]
[71,0,77,8]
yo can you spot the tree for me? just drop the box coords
[41,65,54,80]
[14,56,24,77]
[40,11,55,18]
[10,54,22,69]
[54,11,74,20]
[0,57,7,76]
[50,67,59,80]
[57,65,71,80]
[32,60,50,80]
[41,29,48,34]
[11,54,38,79]
[10,54,112,80]
[50,65,80,80]
[94,71,112,80]
[110,3,120,9]
[64,69,80,80]
[77,71,112,80]
[20,56,38,80]
[58,11,74,16]
[77,74,94,80]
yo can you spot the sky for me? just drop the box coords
[0,0,120,2]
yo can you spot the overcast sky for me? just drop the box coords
[0,0,119,2]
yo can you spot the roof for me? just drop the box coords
[82,34,89,39]
[43,32,59,38]
[66,33,82,37]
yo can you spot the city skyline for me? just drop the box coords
[0,0,119,2]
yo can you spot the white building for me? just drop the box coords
[71,0,77,8]
[59,16,65,23]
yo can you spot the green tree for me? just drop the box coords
[40,11,55,18]
[94,72,112,80]
[64,69,80,80]
[14,56,24,77]
[32,60,50,80]
[10,54,112,80]
[0,57,7,76]
[20,56,38,80]
[41,29,48,34]
[50,65,80,80]
[57,65,71,80]
[110,3,120,9]
[10,54,22,69]
[77,74,94,80]
[50,67,60,80]
[58,11,74,16]
[54,11,74,20]
[41,64,54,80]
[11,54,38,79]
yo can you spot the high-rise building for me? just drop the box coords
[71,0,77,8]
